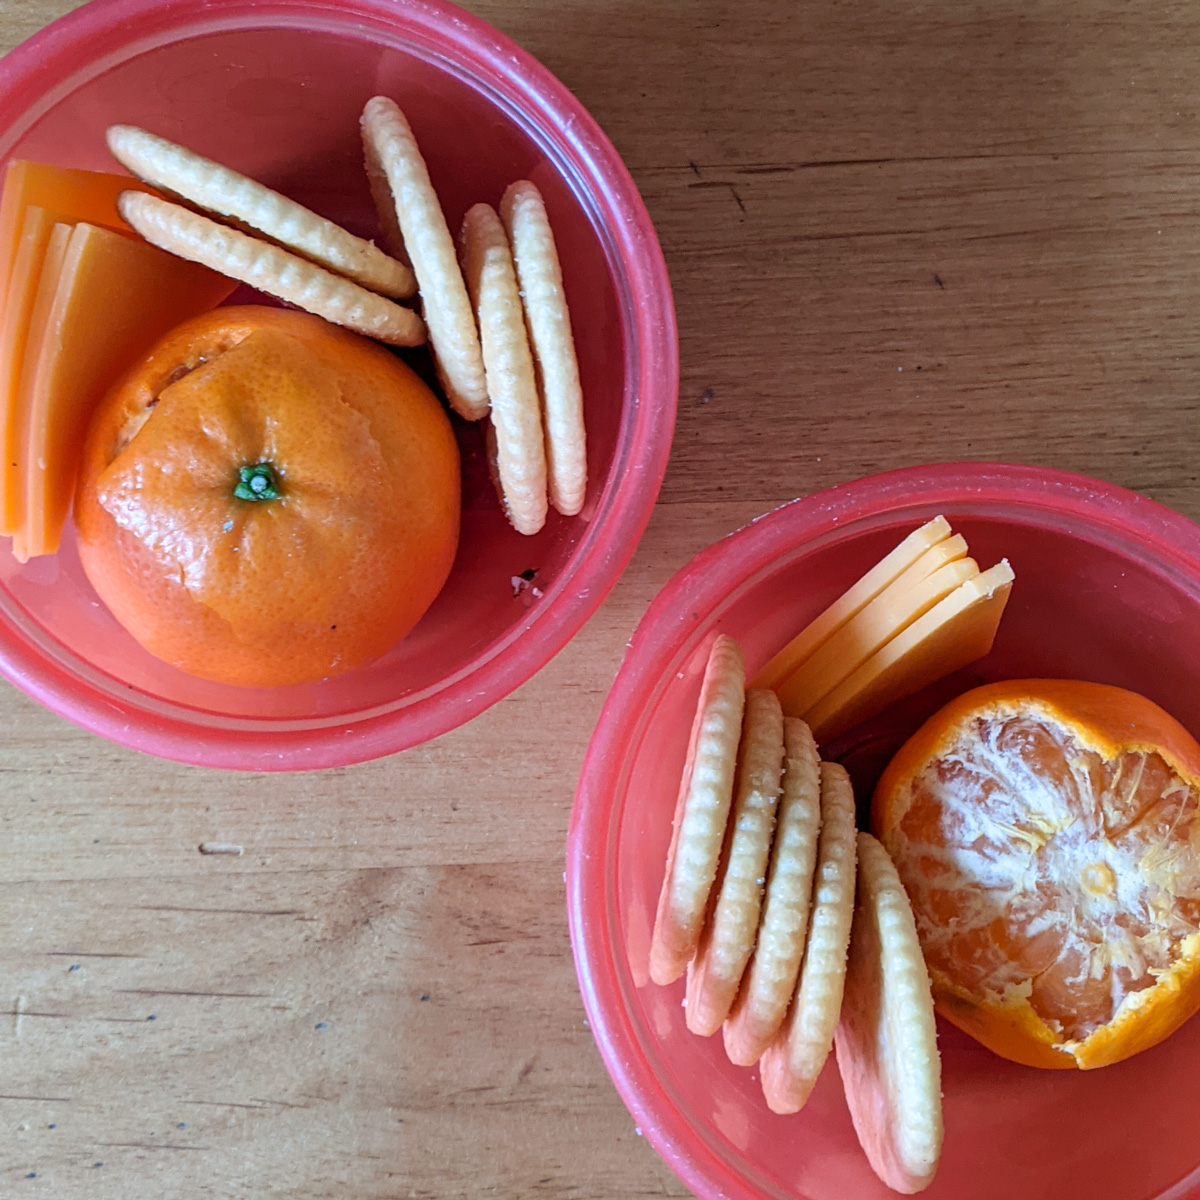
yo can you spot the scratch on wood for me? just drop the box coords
[119,989,270,999]
[198,842,243,856]
[688,180,746,214]
[0,1094,72,1102]
[181,1099,267,1110]
[96,1141,206,1152]
[13,995,24,1038]
[47,951,143,959]
[135,906,301,916]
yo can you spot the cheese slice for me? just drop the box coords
[807,560,1015,742]
[0,161,143,305]
[15,222,236,560]
[753,515,952,691]
[0,206,55,534]
[776,537,976,719]
[9,220,73,561]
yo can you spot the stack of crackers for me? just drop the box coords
[649,634,944,1195]
[106,97,585,537]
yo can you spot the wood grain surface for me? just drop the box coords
[4,1,1200,1196]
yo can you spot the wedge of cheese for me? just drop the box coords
[754,514,952,691]
[806,560,1015,742]
[775,538,977,719]
[0,206,55,534]
[13,222,236,560]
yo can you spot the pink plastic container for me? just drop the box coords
[0,0,676,769]
[568,463,1200,1200]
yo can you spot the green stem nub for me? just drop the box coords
[234,463,281,502]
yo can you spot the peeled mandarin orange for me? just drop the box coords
[76,306,460,688]
[873,679,1200,1069]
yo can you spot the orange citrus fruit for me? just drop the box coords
[76,306,460,688]
[873,679,1200,1069]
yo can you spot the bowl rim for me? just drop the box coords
[0,0,678,770]
[566,461,1200,1200]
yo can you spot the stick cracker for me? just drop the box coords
[723,717,822,1065]
[361,97,488,419]
[119,193,425,347]
[835,834,943,1194]
[686,688,785,1036]
[460,203,547,535]
[501,181,586,516]
[759,761,858,1114]
[649,635,746,986]
[107,124,415,299]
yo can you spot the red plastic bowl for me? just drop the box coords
[0,0,676,769]
[568,463,1200,1200]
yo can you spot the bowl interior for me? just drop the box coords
[599,491,1200,1200]
[0,9,630,728]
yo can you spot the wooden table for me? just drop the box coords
[3,1,1200,1196]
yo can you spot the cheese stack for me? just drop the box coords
[0,161,236,561]
[755,516,1014,742]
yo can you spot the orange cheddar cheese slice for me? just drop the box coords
[8,220,73,559]
[0,161,145,304]
[806,560,1015,742]
[776,537,976,720]
[754,515,951,691]
[0,206,55,534]
[14,222,236,560]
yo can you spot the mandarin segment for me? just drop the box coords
[874,679,1200,1068]
[686,688,786,1036]
[835,833,943,1195]
[649,635,747,986]
[723,717,822,1065]
[759,761,858,1113]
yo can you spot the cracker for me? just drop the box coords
[723,717,822,1065]
[649,634,746,986]
[500,181,586,516]
[759,761,858,1114]
[460,203,547,535]
[360,96,488,419]
[118,193,425,347]
[364,132,410,266]
[685,688,785,1036]
[835,834,942,1194]
[107,124,415,300]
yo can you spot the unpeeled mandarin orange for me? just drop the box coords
[873,679,1200,1069]
[76,306,460,688]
